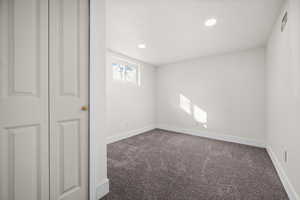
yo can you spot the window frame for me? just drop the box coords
[111,57,140,86]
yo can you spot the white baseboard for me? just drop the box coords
[106,125,156,144]
[157,124,266,148]
[267,145,299,200]
[96,178,109,200]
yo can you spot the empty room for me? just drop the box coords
[0,0,300,200]
[104,0,300,199]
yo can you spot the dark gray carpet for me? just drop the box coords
[102,129,288,200]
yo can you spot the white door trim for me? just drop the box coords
[89,0,98,199]
[89,1,109,199]
[89,0,96,199]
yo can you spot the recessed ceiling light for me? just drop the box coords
[138,44,146,49]
[205,18,217,27]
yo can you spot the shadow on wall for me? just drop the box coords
[179,94,208,128]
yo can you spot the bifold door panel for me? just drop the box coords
[0,0,49,200]
[0,0,89,200]
[49,0,89,199]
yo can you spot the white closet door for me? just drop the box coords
[0,0,49,200]
[49,0,89,200]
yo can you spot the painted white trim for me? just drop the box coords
[96,178,110,199]
[156,124,266,148]
[267,145,300,200]
[89,0,96,199]
[107,125,156,144]
[89,0,108,199]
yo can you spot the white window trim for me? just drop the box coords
[111,56,141,86]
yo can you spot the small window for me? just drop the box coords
[124,64,137,83]
[112,59,139,84]
[112,63,124,81]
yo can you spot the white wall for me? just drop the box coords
[266,0,300,198]
[156,48,265,146]
[106,51,156,143]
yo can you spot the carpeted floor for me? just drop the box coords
[102,129,288,200]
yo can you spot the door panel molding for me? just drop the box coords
[59,0,81,98]
[7,0,41,97]
[58,119,81,196]
[6,125,41,200]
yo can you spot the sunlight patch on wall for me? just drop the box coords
[180,94,192,114]
[193,105,207,124]
[179,94,208,128]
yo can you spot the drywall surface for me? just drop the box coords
[156,48,265,145]
[106,51,156,142]
[266,0,300,198]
